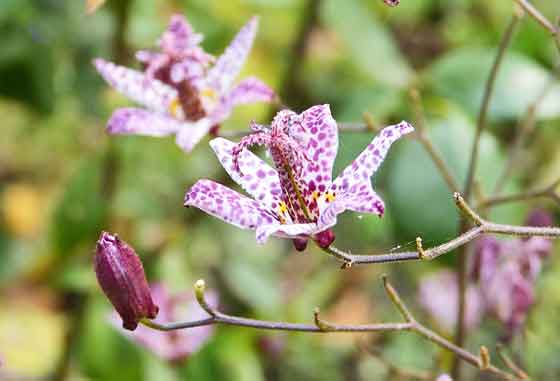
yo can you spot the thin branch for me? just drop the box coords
[496,344,531,380]
[514,0,560,38]
[143,279,414,333]
[409,88,461,194]
[141,278,520,381]
[493,69,559,195]
[464,14,521,201]
[382,274,414,322]
[362,112,381,133]
[480,178,560,209]
[319,193,560,266]
[457,17,521,376]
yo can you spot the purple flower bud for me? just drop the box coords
[292,238,308,252]
[95,232,159,330]
[314,229,335,248]
[525,208,554,227]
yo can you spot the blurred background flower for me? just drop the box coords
[113,283,217,364]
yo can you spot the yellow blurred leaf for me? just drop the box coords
[0,296,66,377]
[2,184,45,238]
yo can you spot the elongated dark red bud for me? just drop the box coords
[94,231,159,330]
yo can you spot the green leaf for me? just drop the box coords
[182,329,264,381]
[427,47,560,121]
[322,0,412,88]
[50,152,108,258]
[78,297,144,381]
[385,107,524,246]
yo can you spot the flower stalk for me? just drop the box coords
[140,277,520,381]
[318,193,560,267]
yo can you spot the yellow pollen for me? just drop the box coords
[201,88,217,99]
[312,191,319,201]
[278,201,288,215]
[168,98,182,117]
[325,192,336,203]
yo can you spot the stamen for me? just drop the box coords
[325,192,336,203]
[168,98,183,118]
[201,88,217,99]
[285,164,312,221]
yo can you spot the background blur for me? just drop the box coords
[1,0,559,380]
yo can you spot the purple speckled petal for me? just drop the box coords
[136,50,162,65]
[184,179,278,231]
[331,121,413,197]
[256,222,322,244]
[94,59,177,113]
[106,108,182,137]
[294,104,339,190]
[175,118,213,152]
[317,188,385,229]
[227,77,276,106]
[210,77,276,124]
[169,59,206,86]
[210,137,282,211]
[205,17,258,95]
[159,14,204,56]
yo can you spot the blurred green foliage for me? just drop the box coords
[0,0,559,380]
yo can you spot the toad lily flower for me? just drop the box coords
[94,14,276,152]
[184,105,414,250]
